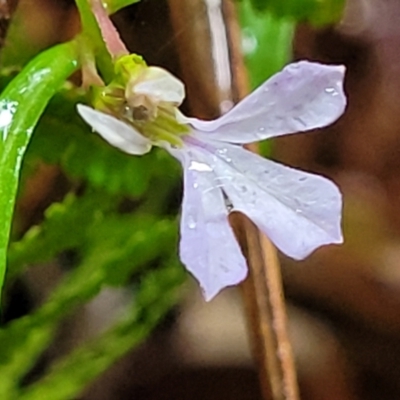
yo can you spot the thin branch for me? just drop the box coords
[223,2,300,398]
[168,0,300,398]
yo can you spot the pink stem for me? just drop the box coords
[90,0,129,58]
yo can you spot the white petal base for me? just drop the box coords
[77,105,152,155]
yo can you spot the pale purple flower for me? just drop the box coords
[77,61,346,300]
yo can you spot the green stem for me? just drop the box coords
[0,41,79,301]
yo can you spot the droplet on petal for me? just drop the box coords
[187,215,197,229]
[188,160,213,172]
[185,61,346,144]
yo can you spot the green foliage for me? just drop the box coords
[1,187,180,397]
[17,259,184,400]
[238,0,294,89]
[0,257,183,399]
[247,0,345,25]
[0,41,79,299]
[0,70,182,394]
[8,191,114,277]
[106,0,142,14]
[238,0,294,156]
[16,82,180,199]
[0,0,186,398]
[27,91,151,197]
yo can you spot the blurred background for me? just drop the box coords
[4,0,400,399]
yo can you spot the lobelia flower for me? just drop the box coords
[77,56,346,300]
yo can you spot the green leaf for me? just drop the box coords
[8,191,114,278]
[1,201,179,396]
[85,214,179,286]
[0,41,79,301]
[25,97,175,198]
[238,0,294,89]
[238,0,294,156]
[21,82,181,197]
[17,258,184,400]
[248,0,345,25]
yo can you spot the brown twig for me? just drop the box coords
[168,0,299,398]
[233,215,300,400]
[223,2,300,399]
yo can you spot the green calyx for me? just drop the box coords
[114,54,147,85]
[91,54,190,147]
[139,107,189,147]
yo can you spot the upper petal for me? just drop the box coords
[208,141,343,259]
[133,67,185,105]
[185,61,346,144]
[77,104,152,155]
[168,146,248,301]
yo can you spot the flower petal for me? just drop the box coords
[169,146,248,301]
[77,104,152,155]
[209,142,343,259]
[134,67,185,105]
[185,61,346,143]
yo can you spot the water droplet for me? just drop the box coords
[187,215,196,229]
[0,100,18,142]
[188,160,213,172]
[241,28,258,55]
[258,127,265,132]
[325,87,338,96]
[216,148,232,163]
[193,182,199,189]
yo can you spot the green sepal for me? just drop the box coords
[90,54,147,111]
[114,54,147,85]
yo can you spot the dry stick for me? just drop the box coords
[168,0,299,399]
[232,215,300,400]
[223,3,300,399]
[228,3,300,399]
